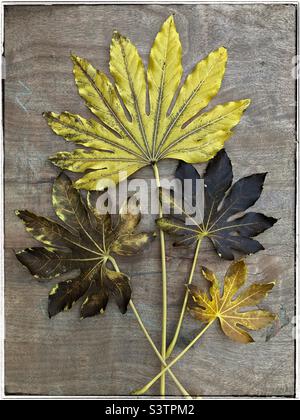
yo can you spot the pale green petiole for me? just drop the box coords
[132,320,215,396]
[152,162,168,398]
[108,257,191,398]
[166,238,203,358]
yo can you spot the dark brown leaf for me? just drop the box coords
[16,173,154,317]
[157,150,277,259]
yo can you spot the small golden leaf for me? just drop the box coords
[188,260,276,344]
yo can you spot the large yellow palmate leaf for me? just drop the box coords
[44,16,250,190]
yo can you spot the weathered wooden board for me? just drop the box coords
[4,4,296,397]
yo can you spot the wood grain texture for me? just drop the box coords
[4,4,296,397]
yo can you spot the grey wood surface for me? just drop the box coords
[4,4,296,397]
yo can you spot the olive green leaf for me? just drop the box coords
[44,16,250,190]
[15,173,155,318]
[157,150,277,260]
[188,260,276,343]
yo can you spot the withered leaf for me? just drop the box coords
[16,173,155,318]
[44,16,250,190]
[157,150,277,260]
[188,260,276,343]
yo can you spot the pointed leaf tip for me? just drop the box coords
[219,46,228,55]
[70,53,79,62]
[262,172,268,182]
[269,217,278,226]
[112,31,122,41]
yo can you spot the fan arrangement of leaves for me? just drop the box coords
[14,14,279,399]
